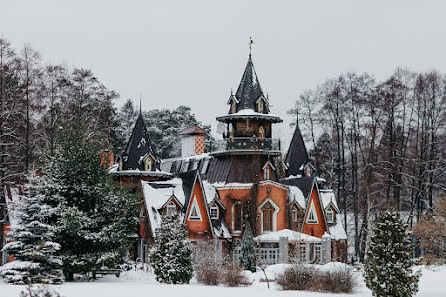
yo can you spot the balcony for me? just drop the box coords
[210,137,281,155]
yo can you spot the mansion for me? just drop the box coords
[111,53,347,265]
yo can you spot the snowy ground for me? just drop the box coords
[1,264,445,297]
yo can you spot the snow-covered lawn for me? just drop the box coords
[1,264,445,297]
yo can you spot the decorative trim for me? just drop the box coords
[187,196,202,221]
[258,197,280,233]
[306,200,318,224]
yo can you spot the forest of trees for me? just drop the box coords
[290,69,446,261]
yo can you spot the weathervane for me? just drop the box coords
[249,37,254,55]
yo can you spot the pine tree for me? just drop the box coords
[240,222,256,271]
[44,126,139,280]
[149,215,193,284]
[0,174,62,284]
[364,211,421,297]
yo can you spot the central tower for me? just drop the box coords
[210,53,283,184]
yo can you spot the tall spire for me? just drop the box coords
[139,93,142,115]
[285,121,310,177]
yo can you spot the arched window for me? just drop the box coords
[234,203,242,232]
[258,99,264,113]
[262,202,274,232]
[166,201,176,216]
[263,167,270,180]
[231,101,237,114]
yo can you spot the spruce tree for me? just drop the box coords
[364,211,421,297]
[0,174,62,284]
[149,215,193,284]
[240,222,256,271]
[44,126,139,280]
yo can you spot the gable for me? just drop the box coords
[301,186,328,238]
[184,175,214,239]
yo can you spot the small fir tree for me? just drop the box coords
[363,211,421,297]
[240,222,256,271]
[149,215,193,284]
[0,174,62,284]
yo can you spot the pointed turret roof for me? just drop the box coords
[233,54,270,113]
[121,112,158,170]
[285,123,310,177]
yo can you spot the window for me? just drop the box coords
[315,243,321,263]
[300,243,307,263]
[234,203,242,231]
[305,165,313,176]
[166,203,176,216]
[210,206,219,219]
[291,208,298,221]
[306,201,318,224]
[188,196,202,221]
[259,126,265,138]
[326,208,334,223]
[258,99,264,113]
[262,202,274,232]
[263,167,270,180]
[231,101,236,113]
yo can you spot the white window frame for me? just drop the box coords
[188,196,202,221]
[326,207,334,223]
[306,201,318,224]
[315,243,322,263]
[258,198,280,234]
[210,205,219,219]
[299,243,307,263]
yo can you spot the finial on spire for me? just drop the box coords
[139,93,142,114]
[296,110,299,125]
[231,89,233,96]
[249,37,254,55]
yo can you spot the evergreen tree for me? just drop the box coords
[0,174,62,284]
[44,126,139,280]
[364,211,421,297]
[240,222,256,271]
[149,215,193,284]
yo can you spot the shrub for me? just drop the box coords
[317,268,356,293]
[277,265,356,293]
[195,261,221,285]
[221,264,250,287]
[20,284,62,297]
[192,240,222,286]
[276,265,316,290]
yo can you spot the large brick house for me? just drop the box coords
[112,53,347,265]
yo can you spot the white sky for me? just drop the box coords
[1,0,445,149]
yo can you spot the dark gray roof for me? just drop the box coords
[285,176,315,200]
[285,124,309,177]
[233,55,270,114]
[121,113,158,170]
[176,171,196,212]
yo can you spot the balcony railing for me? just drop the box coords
[210,137,280,153]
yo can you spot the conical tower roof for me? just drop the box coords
[285,123,310,177]
[121,112,158,170]
[233,54,269,113]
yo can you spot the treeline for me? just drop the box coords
[291,69,446,261]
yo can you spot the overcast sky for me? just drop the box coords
[1,0,445,148]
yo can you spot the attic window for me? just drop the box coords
[188,196,202,221]
[166,203,176,216]
[258,99,264,113]
[210,206,219,219]
[291,208,298,221]
[263,167,271,180]
[326,208,334,223]
[304,165,313,176]
[231,101,236,114]
[306,201,318,224]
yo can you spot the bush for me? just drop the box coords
[316,268,356,293]
[192,240,222,286]
[276,265,316,290]
[221,264,250,287]
[20,284,62,297]
[195,261,221,285]
[277,265,356,293]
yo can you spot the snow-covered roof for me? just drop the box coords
[113,169,171,177]
[254,229,321,242]
[141,179,186,235]
[213,221,232,239]
[320,189,339,211]
[288,185,306,209]
[202,180,219,204]
[216,109,282,123]
[328,212,347,240]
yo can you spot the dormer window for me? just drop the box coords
[166,202,177,216]
[210,206,219,219]
[291,207,298,221]
[258,99,264,113]
[264,167,271,180]
[306,201,318,224]
[231,101,237,114]
[304,164,314,176]
[326,208,334,223]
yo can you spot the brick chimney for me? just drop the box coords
[178,126,207,157]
